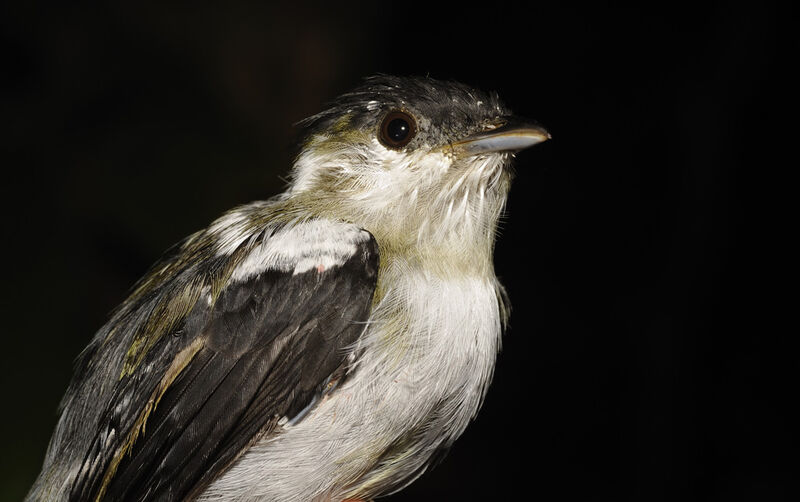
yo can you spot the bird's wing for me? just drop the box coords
[66,216,379,502]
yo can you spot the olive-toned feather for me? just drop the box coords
[62,217,378,501]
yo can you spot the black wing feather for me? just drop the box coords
[71,232,379,501]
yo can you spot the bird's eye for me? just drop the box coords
[379,110,417,149]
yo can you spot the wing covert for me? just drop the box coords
[68,221,379,502]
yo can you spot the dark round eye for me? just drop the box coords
[379,110,417,149]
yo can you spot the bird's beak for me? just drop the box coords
[452,118,551,156]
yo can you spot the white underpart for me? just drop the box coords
[227,220,371,281]
[198,131,510,500]
[199,266,503,502]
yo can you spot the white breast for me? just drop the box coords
[198,266,504,502]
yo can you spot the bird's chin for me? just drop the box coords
[456,152,513,185]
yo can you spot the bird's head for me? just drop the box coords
[288,75,549,251]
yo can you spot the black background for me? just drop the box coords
[1,1,794,501]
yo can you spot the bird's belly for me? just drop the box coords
[199,274,503,502]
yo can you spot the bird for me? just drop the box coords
[26,75,550,501]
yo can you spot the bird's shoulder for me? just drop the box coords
[118,201,378,370]
[64,201,380,501]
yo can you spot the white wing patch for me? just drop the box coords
[230,220,370,282]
